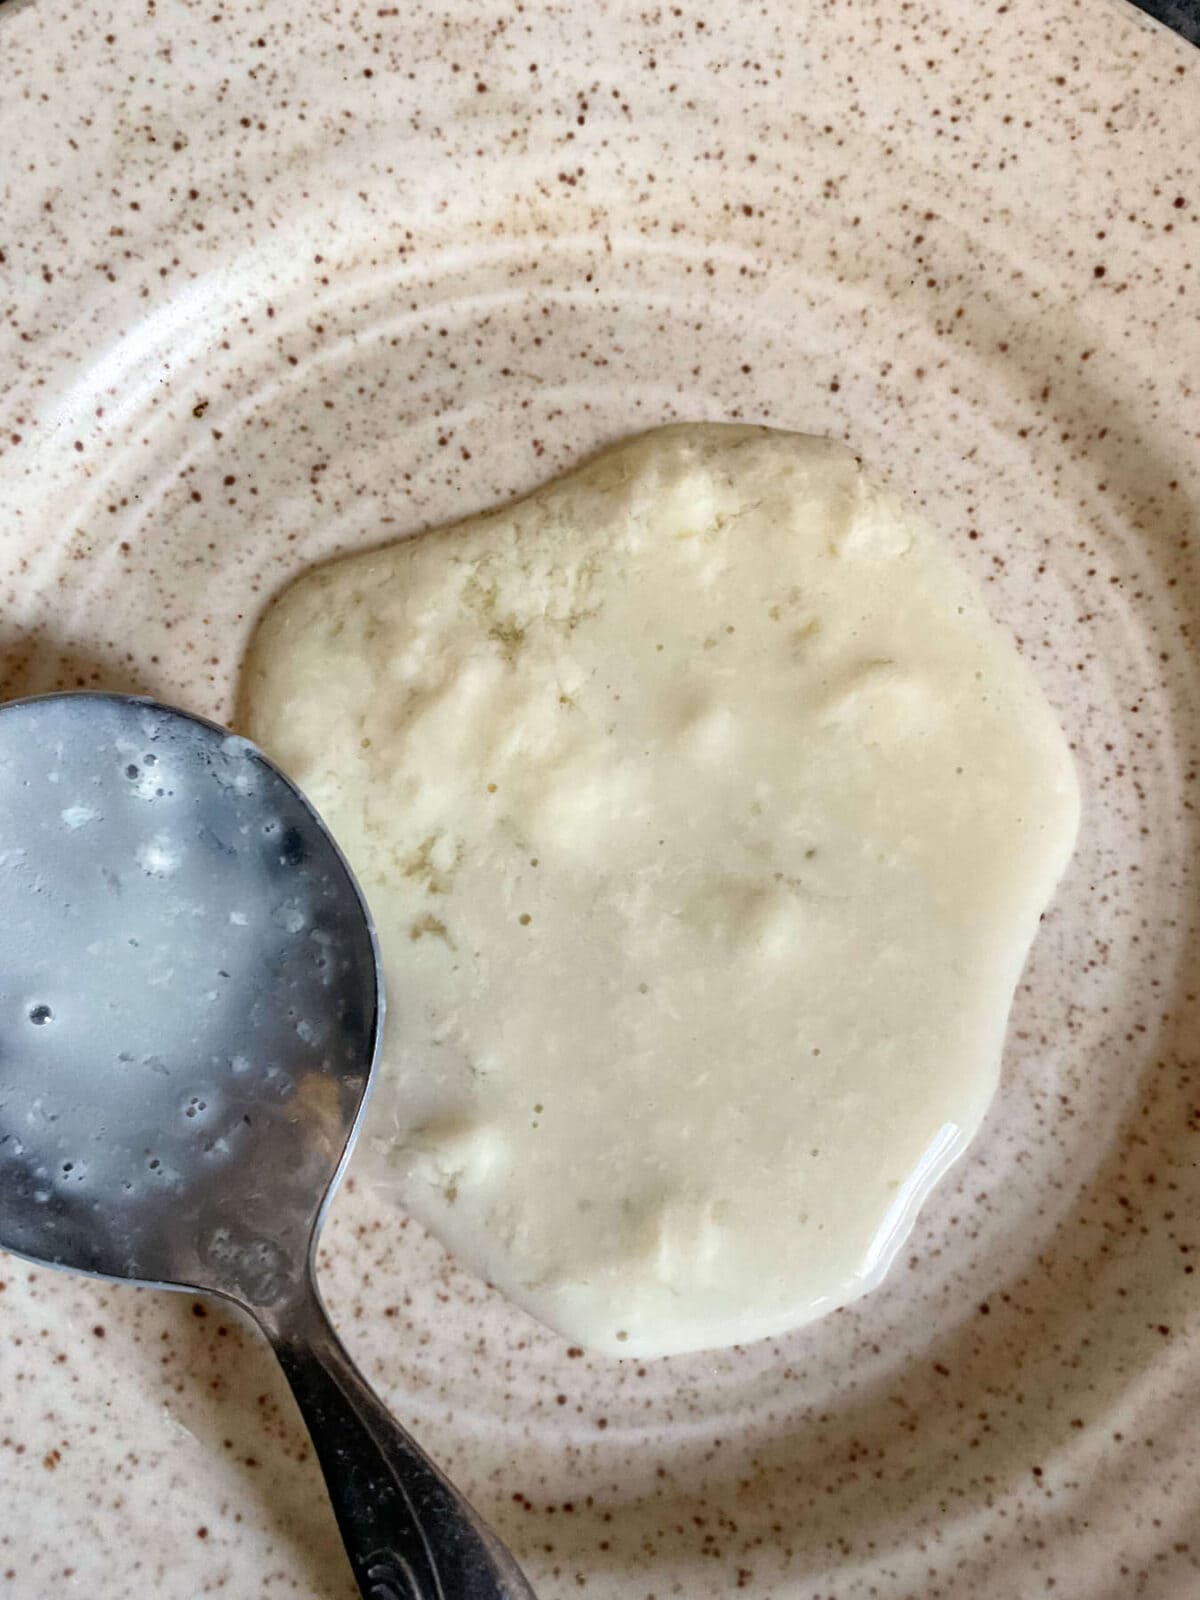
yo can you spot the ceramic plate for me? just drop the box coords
[2,1,1198,1595]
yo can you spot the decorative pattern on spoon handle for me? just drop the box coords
[266,1284,537,1600]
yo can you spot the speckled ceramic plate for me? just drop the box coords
[2,1,1198,1596]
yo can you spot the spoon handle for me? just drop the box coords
[263,1282,537,1600]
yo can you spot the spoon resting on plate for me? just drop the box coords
[0,692,535,1600]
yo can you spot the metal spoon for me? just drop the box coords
[0,692,535,1600]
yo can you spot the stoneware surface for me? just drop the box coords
[1,1,1197,1596]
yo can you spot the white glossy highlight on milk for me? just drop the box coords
[242,425,1080,1358]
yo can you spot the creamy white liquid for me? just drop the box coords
[241,425,1079,1358]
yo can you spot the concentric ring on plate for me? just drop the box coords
[28,225,1194,1574]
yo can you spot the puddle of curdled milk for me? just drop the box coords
[242,425,1079,1358]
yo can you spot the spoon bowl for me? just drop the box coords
[0,693,534,1600]
[0,692,378,1297]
